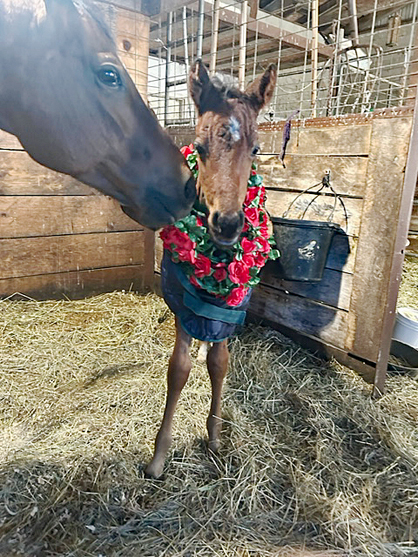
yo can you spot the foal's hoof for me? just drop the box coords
[145,461,165,480]
[208,438,221,454]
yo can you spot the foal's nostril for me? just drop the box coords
[184,176,196,203]
[238,210,245,228]
[213,211,244,240]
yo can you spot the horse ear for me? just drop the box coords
[189,59,223,115]
[44,0,80,28]
[244,64,277,113]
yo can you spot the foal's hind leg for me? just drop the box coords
[206,340,229,453]
[146,318,192,479]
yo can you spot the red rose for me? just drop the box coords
[245,207,260,227]
[256,236,271,253]
[226,286,249,306]
[189,275,200,288]
[228,259,251,284]
[213,267,227,281]
[195,215,203,227]
[242,253,255,268]
[260,222,270,239]
[245,187,259,205]
[242,221,249,233]
[180,144,194,158]
[251,169,257,176]
[254,252,267,267]
[194,254,212,278]
[241,237,257,253]
[160,226,194,251]
[177,247,196,264]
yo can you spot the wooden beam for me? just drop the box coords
[158,0,334,57]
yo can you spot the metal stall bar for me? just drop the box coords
[210,0,220,75]
[239,0,248,89]
[311,0,319,117]
[196,0,205,58]
[164,11,172,126]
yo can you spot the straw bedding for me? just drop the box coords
[0,260,417,557]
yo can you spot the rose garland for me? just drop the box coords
[160,144,279,307]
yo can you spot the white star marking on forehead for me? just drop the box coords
[229,116,241,142]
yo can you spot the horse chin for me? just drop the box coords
[121,204,176,230]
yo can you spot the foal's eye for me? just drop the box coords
[195,143,207,159]
[97,65,122,88]
[251,145,260,157]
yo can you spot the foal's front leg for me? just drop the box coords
[146,318,192,479]
[206,340,229,453]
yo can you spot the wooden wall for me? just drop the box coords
[166,107,416,381]
[0,6,151,300]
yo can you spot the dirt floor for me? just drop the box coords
[0,259,417,556]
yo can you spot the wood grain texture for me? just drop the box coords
[346,117,413,359]
[249,284,348,349]
[258,124,372,156]
[116,10,149,98]
[265,190,361,236]
[0,151,93,195]
[259,154,368,197]
[260,263,353,311]
[0,265,144,300]
[0,231,144,279]
[0,196,141,239]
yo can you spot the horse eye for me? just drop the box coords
[97,65,122,88]
[252,145,260,157]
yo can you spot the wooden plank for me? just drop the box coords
[116,10,150,98]
[259,155,368,198]
[0,151,93,195]
[346,117,413,360]
[0,196,142,239]
[166,127,196,148]
[0,231,145,279]
[0,265,144,300]
[260,263,353,311]
[265,190,362,236]
[249,284,348,348]
[0,131,23,150]
[247,312,376,384]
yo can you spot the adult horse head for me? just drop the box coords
[189,60,276,245]
[0,0,195,229]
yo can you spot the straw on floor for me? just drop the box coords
[0,262,417,556]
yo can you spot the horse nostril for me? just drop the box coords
[184,177,196,203]
[212,211,221,229]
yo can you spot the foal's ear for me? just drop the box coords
[189,60,224,115]
[244,64,277,113]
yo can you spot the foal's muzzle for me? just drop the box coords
[210,210,244,247]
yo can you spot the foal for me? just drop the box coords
[146,61,277,479]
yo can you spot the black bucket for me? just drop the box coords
[271,217,341,282]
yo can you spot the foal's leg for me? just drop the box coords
[146,318,192,479]
[206,340,229,453]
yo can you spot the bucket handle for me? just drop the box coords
[282,170,349,234]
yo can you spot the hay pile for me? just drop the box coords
[0,291,418,557]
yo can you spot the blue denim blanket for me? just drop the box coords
[161,251,252,342]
